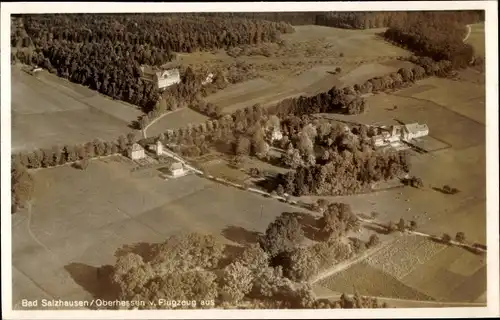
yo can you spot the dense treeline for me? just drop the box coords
[11,133,139,170]
[16,14,292,52]
[11,14,292,112]
[212,11,483,29]
[316,10,483,29]
[384,12,480,68]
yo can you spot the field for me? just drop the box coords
[181,25,412,114]
[11,20,488,309]
[145,107,209,137]
[11,66,142,152]
[11,156,308,308]
[305,71,486,305]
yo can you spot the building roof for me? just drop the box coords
[404,123,428,134]
[157,68,180,80]
[130,143,143,152]
[170,162,183,170]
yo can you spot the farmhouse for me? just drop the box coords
[128,143,146,160]
[140,66,181,90]
[169,162,185,177]
[371,123,429,148]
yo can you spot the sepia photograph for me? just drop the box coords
[1,1,498,319]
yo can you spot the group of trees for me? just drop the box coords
[257,204,380,284]
[268,86,367,118]
[276,148,411,197]
[11,162,35,213]
[11,14,292,112]
[105,230,386,309]
[383,11,482,69]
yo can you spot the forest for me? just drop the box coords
[383,11,480,68]
[214,11,483,29]
[10,14,293,112]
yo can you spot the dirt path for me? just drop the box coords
[310,239,393,284]
[143,108,184,139]
[463,25,472,43]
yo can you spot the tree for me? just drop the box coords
[297,131,314,156]
[397,218,406,232]
[276,184,285,196]
[235,136,251,156]
[11,163,35,213]
[220,261,254,304]
[350,238,365,254]
[238,243,269,276]
[266,115,281,130]
[442,233,452,244]
[259,214,304,257]
[79,159,89,170]
[366,234,380,248]
[118,135,127,152]
[409,220,417,231]
[387,221,397,233]
[127,132,136,145]
[284,247,320,282]
[455,231,466,243]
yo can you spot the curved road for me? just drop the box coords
[463,24,472,43]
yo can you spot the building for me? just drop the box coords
[170,162,185,177]
[270,128,283,142]
[140,66,181,90]
[128,143,145,160]
[371,122,429,148]
[148,140,164,156]
[402,123,429,140]
[202,73,214,85]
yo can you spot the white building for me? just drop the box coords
[140,66,181,90]
[372,123,429,148]
[202,73,214,85]
[402,123,429,140]
[128,143,145,160]
[148,140,164,156]
[270,128,283,142]
[170,162,185,177]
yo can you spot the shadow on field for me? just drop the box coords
[114,242,159,263]
[65,263,119,302]
[221,225,261,246]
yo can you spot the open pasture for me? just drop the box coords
[12,155,306,308]
[11,66,141,152]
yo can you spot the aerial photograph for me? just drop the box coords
[8,9,492,312]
